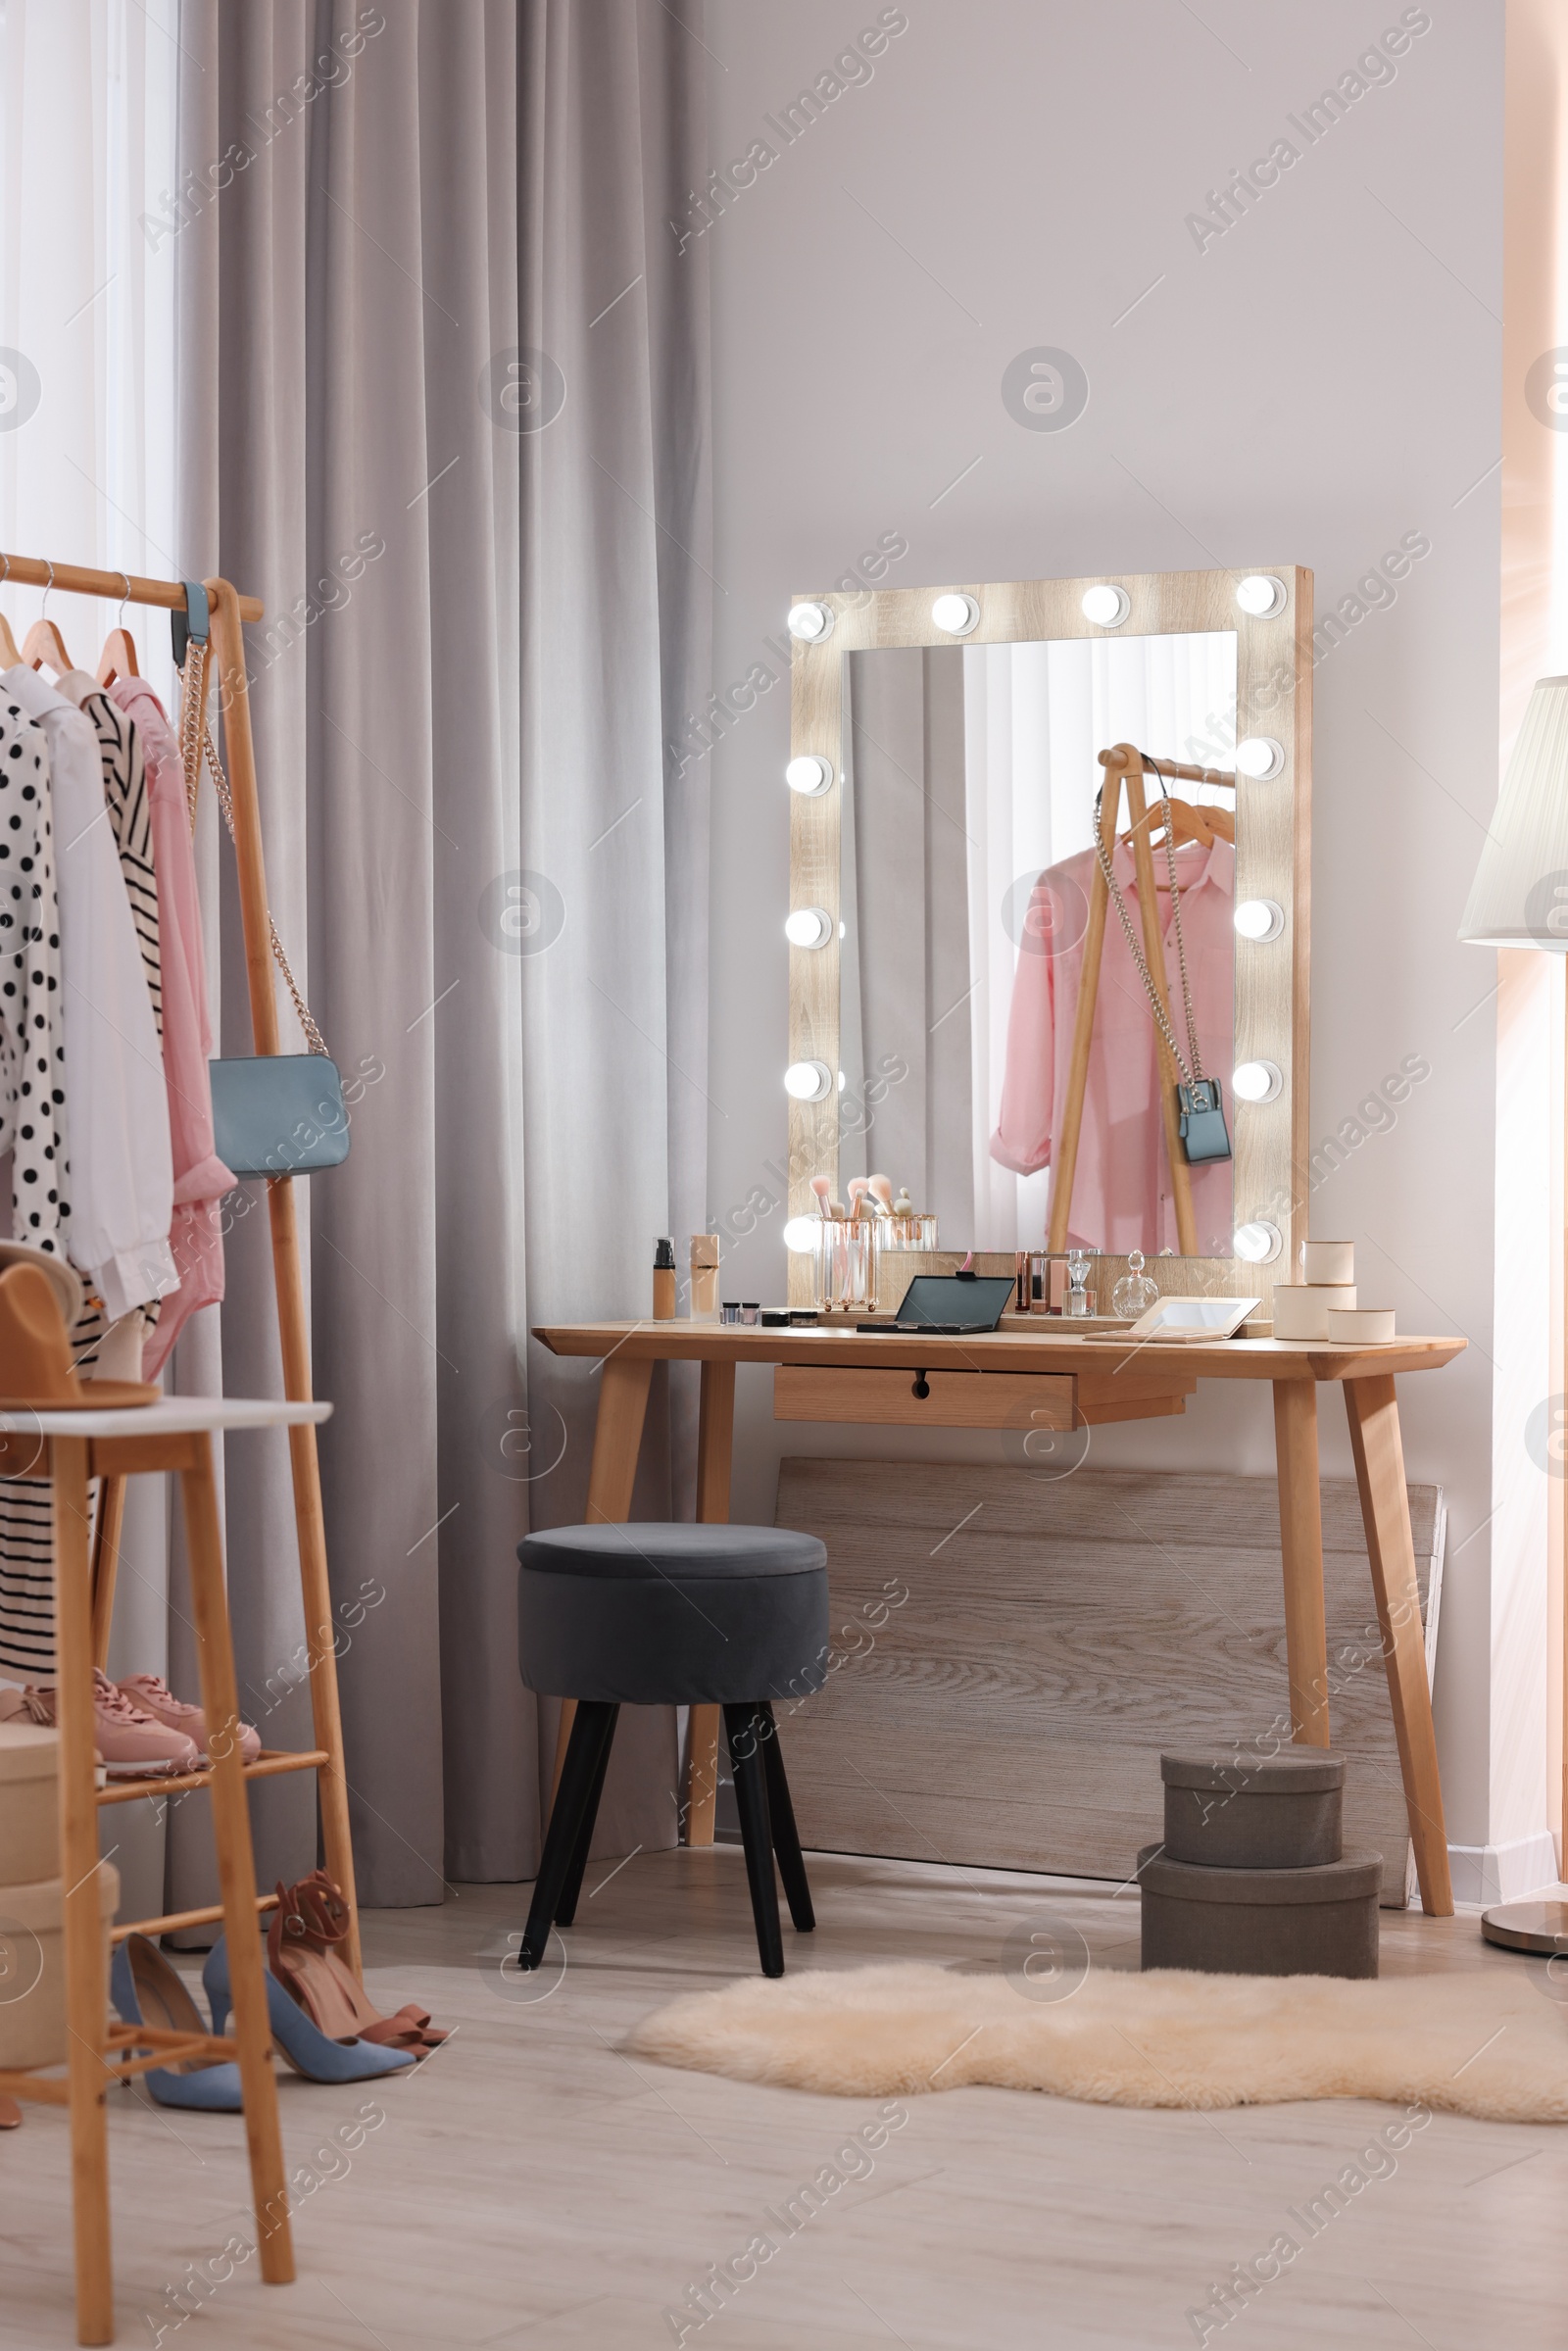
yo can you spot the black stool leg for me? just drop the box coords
[555,1702,619,1926]
[517,1700,615,1969]
[757,1701,814,1932]
[723,1703,784,1978]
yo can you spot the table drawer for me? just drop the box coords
[773,1365,1076,1430]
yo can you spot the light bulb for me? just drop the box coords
[1233,1220,1283,1264]
[1236,574,1286,617]
[931,592,979,636]
[1235,736,1284,780]
[783,1215,819,1253]
[1233,899,1285,944]
[785,906,832,949]
[1081,584,1130,627]
[784,1059,832,1102]
[787,601,832,641]
[785,754,833,795]
[1232,1059,1283,1103]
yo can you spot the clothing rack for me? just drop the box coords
[0,553,361,1980]
[1046,742,1238,1258]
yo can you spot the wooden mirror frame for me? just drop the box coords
[785,566,1313,1312]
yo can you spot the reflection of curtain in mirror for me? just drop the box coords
[843,649,972,1236]
[964,633,1237,1250]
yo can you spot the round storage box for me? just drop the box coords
[1326,1306,1396,1345]
[0,1719,58,1886]
[1269,1285,1356,1343]
[0,1862,121,2071]
[1161,1748,1345,1870]
[1138,1844,1381,1979]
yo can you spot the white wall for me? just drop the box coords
[702,2,1508,1856]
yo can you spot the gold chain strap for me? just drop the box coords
[177,638,331,1059]
[1093,754,1206,1088]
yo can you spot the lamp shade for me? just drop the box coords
[1460,677,1568,949]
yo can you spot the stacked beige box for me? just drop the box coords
[1271,1241,1396,1345]
[0,1720,118,2070]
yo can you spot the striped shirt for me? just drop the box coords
[75,687,162,1037]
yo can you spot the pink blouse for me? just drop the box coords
[990,836,1235,1255]
[109,679,232,1372]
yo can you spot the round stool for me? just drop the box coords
[516,1523,829,1977]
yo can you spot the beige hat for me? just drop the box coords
[0,1263,154,1411]
[0,1242,82,1330]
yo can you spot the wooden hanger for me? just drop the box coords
[96,577,140,686]
[24,565,74,677]
[0,559,22,669]
[1121,794,1235,851]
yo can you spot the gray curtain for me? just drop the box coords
[171,0,710,1906]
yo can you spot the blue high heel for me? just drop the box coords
[204,1934,416,2082]
[111,1935,244,2112]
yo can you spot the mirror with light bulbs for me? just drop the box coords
[783,567,1311,1310]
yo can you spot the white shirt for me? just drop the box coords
[2,667,174,1319]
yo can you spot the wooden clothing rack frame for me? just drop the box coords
[0,552,361,1981]
[1046,741,1238,1261]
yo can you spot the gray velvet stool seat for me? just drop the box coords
[516,1522,830,1977]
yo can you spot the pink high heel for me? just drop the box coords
[269,1872,448,2056]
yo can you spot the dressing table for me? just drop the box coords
[532,1317,1464,1915]
[537,561,1465,1919]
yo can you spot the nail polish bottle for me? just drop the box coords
[653,1237,677,1321]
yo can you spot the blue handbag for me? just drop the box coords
[209,1054,350,1178]
[179,582,350,1182]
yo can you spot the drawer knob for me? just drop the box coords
[911,1371,930,1399]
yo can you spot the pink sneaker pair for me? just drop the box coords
[0,1674,261,1779]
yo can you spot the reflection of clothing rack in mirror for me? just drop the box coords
[1046,742,1238,1257]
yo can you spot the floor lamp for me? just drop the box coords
[1460,672,1568,1951]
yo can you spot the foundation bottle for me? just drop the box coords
[653,1237,677,1321]
[690,1235,720,1322]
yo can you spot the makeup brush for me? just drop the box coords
[809,1176,832,1218]
[867,1174,894,1217]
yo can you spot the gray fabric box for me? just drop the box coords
[1161,1748,1345,1871]
[1138,1842,1382,1979]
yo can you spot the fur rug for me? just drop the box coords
[627,1961,1568,2125]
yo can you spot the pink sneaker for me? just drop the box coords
[2,1674,200,1779]
[117,1673,261,1767]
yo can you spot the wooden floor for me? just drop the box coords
[3,1850,1565,2350]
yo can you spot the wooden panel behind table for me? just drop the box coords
[774,1461,1444,1907]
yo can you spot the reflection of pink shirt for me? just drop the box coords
[110,680,231,1373]
[991,837,1235,1255]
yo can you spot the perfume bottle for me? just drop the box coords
[1065,1249,1094,1318]
[1111,1249,1159,1320]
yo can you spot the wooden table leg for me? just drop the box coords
[1272,1379,1331,1747]
[1344,1373,1453,1917]
[179,1437,294,2281]
[88,1475,125,1673]
[685,1362,737,1847]
[52,1437,114,2346]
[549,1355,655,1804]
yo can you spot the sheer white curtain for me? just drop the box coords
[964,632,1237,1250]
[0,0,180,703]
[0,0,184,1917]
